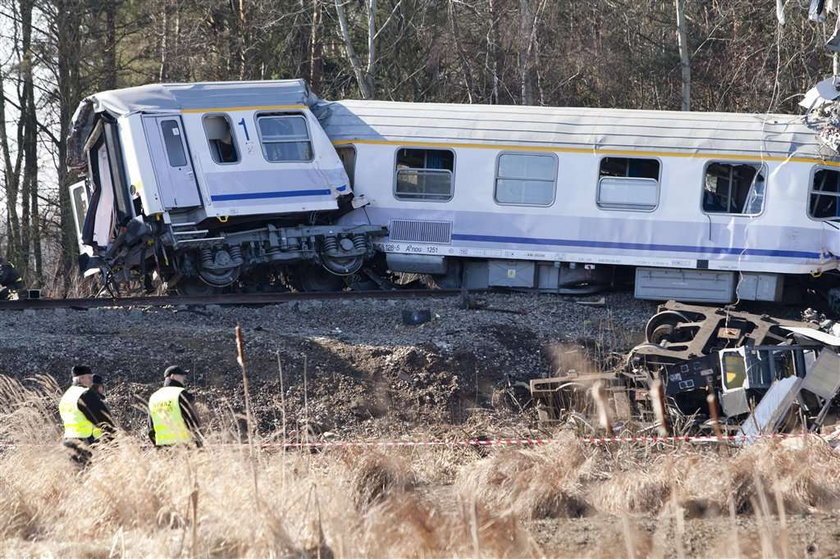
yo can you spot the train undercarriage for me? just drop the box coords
[87,216,387,297]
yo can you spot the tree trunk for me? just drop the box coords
[103,0,117,89]
[488,0,501,104]
[335,0,374,99]
[448,0,474,102]
[56,0,83,288]
[308,0,323,91]
[0,82,22,266]
[675,0,691,111]
[365,0,376,97]
[238,0,247,80]
[519,0,534,105]
[159,0,172,80]
[18,0,37,281]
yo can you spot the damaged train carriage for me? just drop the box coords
[321,97,840,307]
[68,80,384,294]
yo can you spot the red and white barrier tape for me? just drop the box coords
[0,433,840,448]
[255,432,836,448]
[2,432,835,449]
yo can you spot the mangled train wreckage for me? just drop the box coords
[628,302,840,426]
[68,79,840,303]
[531,301,840,435]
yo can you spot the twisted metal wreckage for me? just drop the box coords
[531,301,840,441]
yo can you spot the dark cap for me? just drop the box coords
[71,365,92,378]
[92,374,104,385]
[164,365,188,378]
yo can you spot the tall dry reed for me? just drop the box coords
[3,373,840,557]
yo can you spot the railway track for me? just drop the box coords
[0,288,469,311]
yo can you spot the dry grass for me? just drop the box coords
[3,374,840,557]
[460,436,840,520]
[456,432,594,519]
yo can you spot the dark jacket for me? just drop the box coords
[147,379,203,447]
[0,261,23,298]
[0,261,22,287]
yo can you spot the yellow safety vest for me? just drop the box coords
[149,386,191,445]
[59,385,95,439]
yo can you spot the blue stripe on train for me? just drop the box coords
[450,233,822,260]
[211,184,347,202]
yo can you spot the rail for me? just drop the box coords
[0,289,471,311]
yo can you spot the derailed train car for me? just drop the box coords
[68,80,384,294]
[69,79,840,304]
[321,96,840,306]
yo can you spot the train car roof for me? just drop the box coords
[83,79,315,117]
[316,99,833,161]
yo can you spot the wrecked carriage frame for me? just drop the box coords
[624,301,829,421]
[530,301,822,425]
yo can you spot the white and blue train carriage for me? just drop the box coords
[320,99,840,304]
[68,80,384,294]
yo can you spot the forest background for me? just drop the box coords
[0,0,833,294]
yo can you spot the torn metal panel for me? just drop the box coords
[798,78,840,110]
[782,326,840,347]
[801,349,840,399]
[799,78,840,153]
[739,376,803,439]
[801,349,840,428]
[827,13,840,52]
[811,0,828,22]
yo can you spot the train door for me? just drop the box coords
[142,115,201,209]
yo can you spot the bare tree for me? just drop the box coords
[334,0,374,98]
[308,0,323,91]
[675,0,691,110]
[103,0,117,89]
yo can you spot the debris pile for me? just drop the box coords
[532,300,840,441]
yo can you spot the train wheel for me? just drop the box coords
[175,278,220,297]
[649,323,676,345]
[291,265,346,292]
[644,311,690,344]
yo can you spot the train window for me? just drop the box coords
[702,162,765,215]
[203,115,239,164]
[335,146,356,188]
[597,157,660,211]
[495,153,557,206]
[394,148,454,201]
[256,114,312,162]
[810,168,840,220]
[160,120,187,167]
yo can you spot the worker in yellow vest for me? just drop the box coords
[59,365,115,465]
[147,365,202,447]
